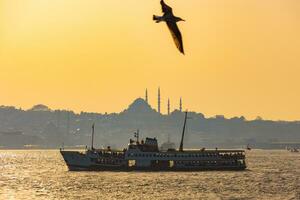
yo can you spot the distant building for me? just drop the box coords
[29,104,51,112]
[160,134,176,151]
[121,98,158,117]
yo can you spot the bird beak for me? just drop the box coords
[182,19,186,22]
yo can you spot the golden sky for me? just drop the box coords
[0,0,300,120]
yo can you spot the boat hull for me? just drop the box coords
[60,150,246,171]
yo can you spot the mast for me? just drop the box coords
[91,123,95,150]
[179,111,188,152]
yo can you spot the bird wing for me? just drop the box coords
[161,0,173,14]
[166,21,184,54]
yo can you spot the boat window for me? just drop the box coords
[128,160,136,167]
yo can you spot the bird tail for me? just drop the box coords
[153,15,161,23]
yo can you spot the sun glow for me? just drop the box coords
[1,0,300,120]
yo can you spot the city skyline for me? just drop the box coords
[1,90,298,122]
[1,88,186,116]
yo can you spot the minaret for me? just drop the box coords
[158,87,161,114]
[145,89,148,103]
[167,98,170,115]
[179,97,182,112]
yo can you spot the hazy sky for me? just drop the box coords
[1,0,299,120]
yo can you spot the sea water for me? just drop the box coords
[0,150,299,200]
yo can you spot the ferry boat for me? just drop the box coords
[60,112,247,171]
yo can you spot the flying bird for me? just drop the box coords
[153,0,185,54]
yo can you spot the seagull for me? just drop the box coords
[153,0,185,54]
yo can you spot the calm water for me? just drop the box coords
[0,150,299,200]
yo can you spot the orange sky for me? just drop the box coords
[0,0,300,120]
